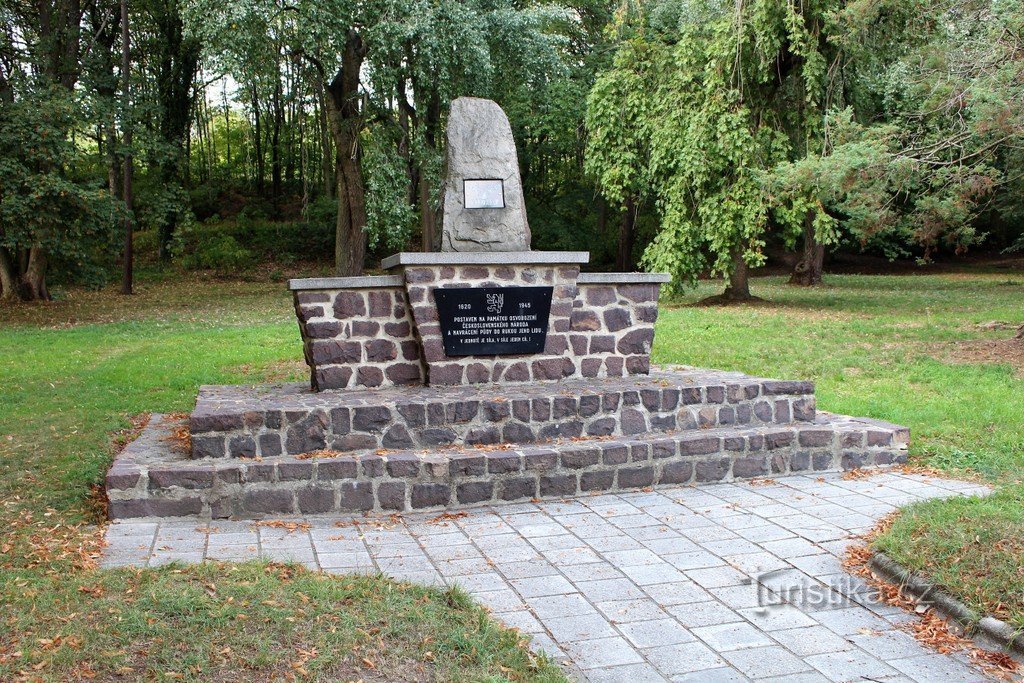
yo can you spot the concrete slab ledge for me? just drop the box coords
[578,272,671,285]
[381,251,590,269]
[288,275,404,291]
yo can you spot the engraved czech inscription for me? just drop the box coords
[434,286,553,356]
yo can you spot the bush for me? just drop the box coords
[176,229,254,274]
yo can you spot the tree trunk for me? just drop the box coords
[0,248,16,301]
[324,30,368,276]
[120,0,133,295]
[20,248,49,300]
[1016,324,1023,342]
[252,85,264,196]
[723,249,752,301]
[790,215,825,286]
[271,52,284,210]
[617,196,636,271]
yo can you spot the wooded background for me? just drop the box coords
[1,0,1021,302]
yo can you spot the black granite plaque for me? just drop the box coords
[434,286,553,356]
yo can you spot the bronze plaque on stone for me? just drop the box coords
[434,286,553,356]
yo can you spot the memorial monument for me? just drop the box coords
[105,97,909,519]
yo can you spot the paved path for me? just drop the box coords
[103,472,995,682]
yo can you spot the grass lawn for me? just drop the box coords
[0,266,1022,679]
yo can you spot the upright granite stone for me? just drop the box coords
[441,97,530,252]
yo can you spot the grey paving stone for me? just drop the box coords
[509,574,575,598]
[583,662,669,683]
[666,601,744,629]
[804,648,899,682]
[545,612,619,641]
[641,580,714,606]
[887,654,989,682]
[595,597,669,623]
[618,617,696,648]
[642,641,726,676]
[575,577,645,602]
[692,622,775,652]
[721,646,812,679]
[562,635,644,669]
[737,604,817,630]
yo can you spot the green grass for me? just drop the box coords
[1,268,1022,679]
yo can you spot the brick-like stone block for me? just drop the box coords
[580,469,615,491]
[298,486,335,513]
[618,466,655,488]
[377,482,406,510]
[243,489,294,514]
[695,458,730,482]
[732,456,768,478]
[339,482,374,510]
[318,459,358,480]
[540,474,577,497]
[798,429,833,447]
[278,461,314,481]
[560,447,599,469]
[486,452,521,474]
[191,435,226,459]
[149,467,214,490]
[499,477,537,501]
[412,483,451,508]
[457,481,494,504]
[659,460,693,485]
[386,453,421,477]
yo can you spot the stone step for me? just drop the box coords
[107,412,909,520]
[188,368,816,459]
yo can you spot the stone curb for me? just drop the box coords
[868,552,1024,656]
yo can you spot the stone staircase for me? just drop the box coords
[106,368,908,519]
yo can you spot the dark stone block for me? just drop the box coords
[652,441,677,459]
[412,483,451,509]
[799,429,833,447]
[384,321,411,338]
[464,426,499,446]
[386,363,423,385]
[361,456,385,477]
[603,308,632,332]
[570,334,588,355]
[278,461,314,481]
[587,417,617,436]
[396,403,425,428]
[311,340,361,365]
[263,411,282,430]
[812,452,835,470]
[560,447,599,469]
[306,321,342,339]
[296,291,330,305]
[581,358,602,377]
[585,286,617,306]
[106,469,140,490]
[486,452,521,474]
[315,366,353,391]
[530,398,551,421]
[650,415,677,431]
[602,444,629,466]
[765,432,794,450]
[356,366,384,387]
[190,413,243,434]
[377,482,406,510]
[626,355,650,374]
[605,356,624,376]
[457,481,494,504]
[244,463,275,483]
[400,340,421,361]
[483,400,511,421]
[503,362,530,382]
[449,453,486,477]
[724,436,746,452]
[149,467,214,490]
[618,329,654,355]
[352,406,392,433]
[718,407,736,425]
[621,408,646,435]
[790,451,811,472]
[575,395,600,418]
[552,397,577,419]
[589,335,616,354]
[733,457,768,478]
[243,489,294,514]
[540,474,577,497]
[420,427,457,446]
[351,320,380,337]
[706,386,725,404]
[840,431,864,448]
[465,362,490,383]
[736,404,752,423]
[431,363,465,385]
[285,416,327,454]
[339,482,374,510]
[640,389,661,411]
[524,449,558,471]
[382,425,415,449]
[500,477,537,501]
[748,434,765,451]
[841,451,867,470]
[629,442,651,462]
[318,459,358,480]
[333,291,367,319]
[385,453,420,477]
[447,400,479,423]
[532,357,573,380]
[695,459,730,483]
[619,283,658,302]
[680,436,720,456]
[867,430,893,447]
[570,310,601,332]
[659,460,693,485]
[191,435,225,459]
[503,422,535,443]
[602,393,621,412]
[618,466,655,488]
[365,339,398,363]
[298,486,335,513]
[329,407,351,435]
[762,380,814,396]
[774,400,791,423]
[580,469,615,491]
[228,435,257,458]
[368,290,392,317]
[792,398,815,421]
[753,401,773,422]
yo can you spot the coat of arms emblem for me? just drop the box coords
[486,293,504,314]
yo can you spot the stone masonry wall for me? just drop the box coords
[108,413,909,519]
[401,266,662,386]
[188,372,816,459]
[294,286,424,391]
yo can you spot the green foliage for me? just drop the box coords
[177,231,255,273]
[0,88,122,281]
